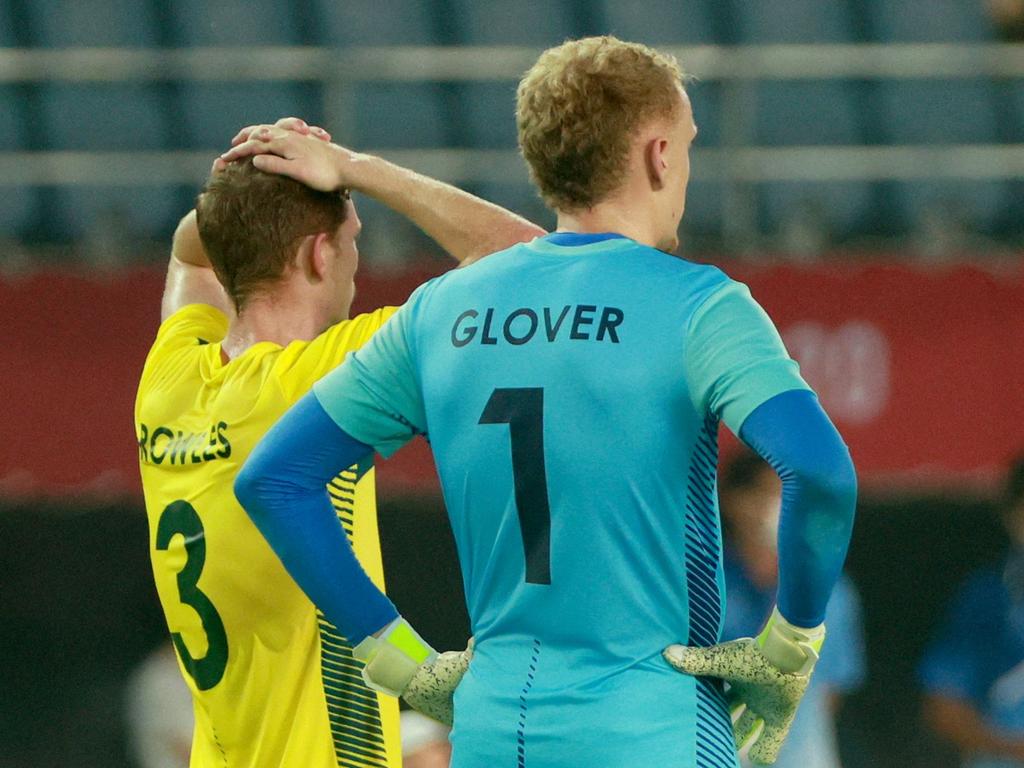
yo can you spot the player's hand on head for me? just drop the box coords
[218,126,373,196]
[230,117,331,147]
[212,118,333,175]
[217,129,357,193]
[662,608,825,765]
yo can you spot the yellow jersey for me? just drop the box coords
[135,303,401,768]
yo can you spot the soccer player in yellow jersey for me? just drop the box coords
[135,118,543,768]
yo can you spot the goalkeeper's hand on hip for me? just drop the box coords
[663,607,825,765]
[353,617,473,727]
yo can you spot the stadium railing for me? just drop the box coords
[1,43,1022,246]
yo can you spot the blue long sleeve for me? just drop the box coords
[234,392,400,645]
[738,389,857,628]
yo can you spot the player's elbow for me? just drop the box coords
[233,463,260,519]
[502,221,547,254]
[461,220,547,266]
[234,450,276,523]
[173,210,198,248]
[793,440,858,524]
[813,445,856,500]
[517,221,548,242]
[235,436,318,526]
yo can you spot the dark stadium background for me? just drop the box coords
[1,0,1022,766]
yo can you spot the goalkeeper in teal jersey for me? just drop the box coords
[232,37,857,768]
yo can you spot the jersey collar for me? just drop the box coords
[527,231,631,255]
[544,232,628,246]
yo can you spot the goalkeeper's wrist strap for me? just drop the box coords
[757,607,826,675]
[352,617,437,697]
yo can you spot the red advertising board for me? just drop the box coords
[1,260,1021,498]
[730,262,1024,490]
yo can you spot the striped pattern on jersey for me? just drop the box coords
[684,415,722,647]
[695,678,736,768]
[685,416,735,767]
[319,459,388,768]
[515,638,542,768]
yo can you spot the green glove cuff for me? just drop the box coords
[756,607,825,675]
[352,617,437,697]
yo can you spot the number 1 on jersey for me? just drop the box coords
[479,387,552,585]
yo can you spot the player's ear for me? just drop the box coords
[645,136,669,191]
[304,232,332,283]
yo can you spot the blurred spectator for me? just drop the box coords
[82,206,135,269]
[988,0,1024,41]
[919,455,1024,768]
[910,200,974,261]
[777,198,832,260]
[124,644,193,768]
[401,710,451,768]
[908,198,1006,262]
[720,450,866,768]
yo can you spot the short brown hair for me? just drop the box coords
[195,160,348,311]
[516,36,684,212]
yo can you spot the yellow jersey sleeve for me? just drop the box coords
[276,305,399,404]
[140,304,229,388]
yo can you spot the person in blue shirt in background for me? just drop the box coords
[231,36,858,767]
[720,450,866,768]
[919,456,1024,768]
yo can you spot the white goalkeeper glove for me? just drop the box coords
[352,617,472,726]
[663,607,825,765]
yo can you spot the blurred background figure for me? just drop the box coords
[123,644,193,768]
[919,456,1024,768]
[988,0,1024,40]
[401,710,452,768]
[720,450,866,768]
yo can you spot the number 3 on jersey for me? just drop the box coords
[479,387,552,585]
[156,500,228,690]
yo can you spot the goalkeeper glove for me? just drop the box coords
[663,607,825,765]
[352,617,472,726]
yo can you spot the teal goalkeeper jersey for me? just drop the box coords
[314,233,810,768]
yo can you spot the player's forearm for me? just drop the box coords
[924,694,1024,759]
[349,154,545,263]
[739,389,858,628]
[161,211,233,320]
[235,393,399,644]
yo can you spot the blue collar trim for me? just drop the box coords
[543,232,629,247]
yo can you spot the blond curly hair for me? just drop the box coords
[516,36,685,212]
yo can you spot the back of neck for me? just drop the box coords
[222,300,327,360]
[556,200,658,249]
